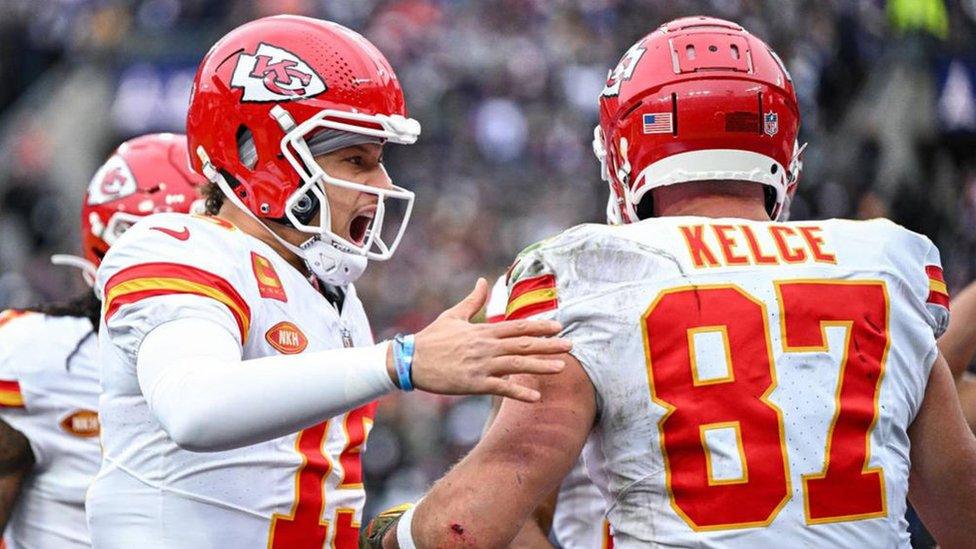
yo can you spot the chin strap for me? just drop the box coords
[51,254,97,290]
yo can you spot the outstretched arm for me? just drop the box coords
[0,418,33,529]
[137,279,570,452]
[384,353,595,548]
[907,353,976,546]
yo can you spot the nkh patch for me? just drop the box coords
[505,274,558,320]
[926,265,949,308]
[251,252,287,302]
[231,43,327,102]
[643,112,673,134]
[60,409,100,438]
[265,321,308,354]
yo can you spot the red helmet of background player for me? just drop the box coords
[55,133,205,285]
[594,16,804,224]
[185,15,421,285]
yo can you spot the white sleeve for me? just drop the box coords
[485,276,509,323]
[137,317,396,452]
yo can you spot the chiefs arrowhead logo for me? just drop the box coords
[265,321,308,354]
[86,155,137,205]
[601,42,646,98]
[60,409,100,438]
[231,43,327,102]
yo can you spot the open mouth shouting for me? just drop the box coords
[348,207,375,247]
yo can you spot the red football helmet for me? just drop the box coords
[53,133,205,286]
[594,16,804,223]
[186,15,420,285]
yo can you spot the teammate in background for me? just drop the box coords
[935,280,976,429]
[0,134,205,548]
[375,17,976,548]
[87,16,568,548]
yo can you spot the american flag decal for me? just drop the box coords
[643,112,673,134]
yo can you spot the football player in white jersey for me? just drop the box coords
[87,15,569,549]
[375,17,976,548]
[0,133,205,548]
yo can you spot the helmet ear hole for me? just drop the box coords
[236,125,258,170]
[763,185,777,216]
[636,194,655,220]
[291,191,320,226]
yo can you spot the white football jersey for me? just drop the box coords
[505,217,949,548]
[0,310,101,549]
[88,213,376,548]
[487,276,612,549]
[551,459,614,549]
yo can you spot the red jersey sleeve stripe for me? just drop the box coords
[925,265,945,283]
[505,274,558,320]
[0,379,24,408]
[0,310,28,330]
[104,263,251,344]
[506,298,558,320]
[509,274,556,301]
[927,290,950,309]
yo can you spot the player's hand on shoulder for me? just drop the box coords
[410,278,570,403]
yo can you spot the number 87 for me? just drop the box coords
[643,281,889,530]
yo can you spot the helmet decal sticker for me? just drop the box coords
[231,43,327,102]
[764,111,779,136]
[601,42,646,97]
[87,155,137,206]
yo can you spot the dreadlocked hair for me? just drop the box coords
[22,292,101,332]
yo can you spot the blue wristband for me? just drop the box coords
[392,333,416,391]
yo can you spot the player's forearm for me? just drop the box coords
[959,373,976,431]
[938,280,976,381]
[389,416,563,547]
[909,457,976,546]
[0,473,25,530]
[390,361,593,548]
[508,518,554,548]
[401,446,557,547]
[907,357,976,545]
[138,318,395,452]
[0,419,32,529]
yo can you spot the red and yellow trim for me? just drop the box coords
[925,265,949,309]
[0,310,29,331]
[0,379,25,408]
[505,274,558,320]
[104,262,251,344]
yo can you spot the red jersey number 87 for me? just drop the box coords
[643,280,889,530]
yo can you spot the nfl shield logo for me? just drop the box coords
[764,111,779,136]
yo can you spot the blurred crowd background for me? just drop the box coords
[1,0,975,537]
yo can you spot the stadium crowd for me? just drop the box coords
[0,0,975,537]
